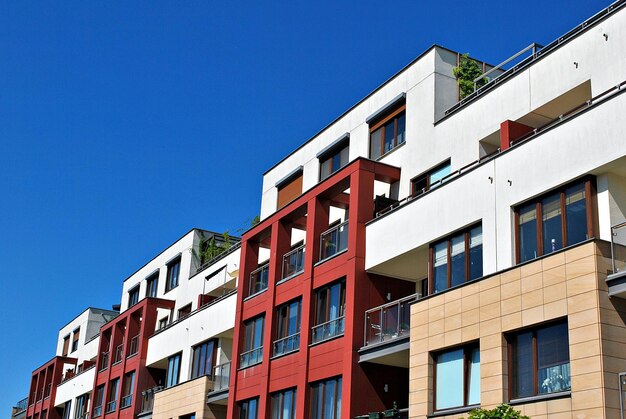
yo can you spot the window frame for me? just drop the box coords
[62,335,70,356]
[165,256,181,293]
[120,370,135,409]
[310,376,342,419]
[128,285,140,308]
[432,342,480,412]
[429,223,483,294]
[74,394,89,419]
[239,397,259,419]
[514,177,596,264]
[276,169,304,210]
[312,279,346,344]
[240,315,265,368]
[271,388,297,419]
[71,328,80,353]
[178,303,192,320]
[146,272,159,298]
[273,299,302,357]
[105,378,119,413]
[166,353,182,388]
[368,104,406,160]
[318,140,349,182]
[191,339,217,379]
[410,159,452,197]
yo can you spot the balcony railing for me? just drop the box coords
[239,347,263,369]
[364,294,415,347]
[128,335,140,357]
[140,386,162,413]
[248,263,269,297]
[282,244,305,280]
[320,220,348,261]
[105,400,116,414]
[120,394,132,409]
[92,406,102,418]
[311,316,345,344]
[273,332,300,357]
[610,221,626,274]
[113,343,124,364]
[14,397,28,413]
[99,351,109,372]
[208,362,231,393]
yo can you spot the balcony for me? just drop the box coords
[320,220,348,262]
[248,263,269,298]
[239,347,263,369]
[99,352,109,372]
[281,244,305,281]
[120,394,132,409]
[139,386,162,414]
[364,295,414,347]
[128,334,140,357]
[207,362,231,404]
[607,221,626,298]
[311,317,344,344]
[13,398,27,413]
[113,343,124,365]
[272,332,300,357]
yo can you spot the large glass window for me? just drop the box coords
[93,385,105,418]
[509,320,571,399]
[274,300,301,357]
[105,378,119,413]
[411,160,452,197]
[311,377,342,419]
[248,263,269,297]
[312,280,346,344]
[191,339,216,378]
[241,316,264,368]
[166,353,181,388]
[369,106,406,160]
[431,224,483,293]
[239,398,259,419]
[146,273,159,298]
[434,345,480,411]
[120,371,135,408]
[74,394,89,419]
[165,257,181,292]
[128,286,139,308]
[71,328,80,353]
[516,178,594,263]
[320,143,349,181]
[271,388,297,419]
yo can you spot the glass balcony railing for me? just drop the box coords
[120,395,132,409]
[610,221,626,274]
[105,400,116,414]
[248,264,269,297]
[208,362,231,393]
[239,347,263,369]
[92,406,102,418]
[273,332,300,356]
[320,221,348,262]
[364,294,415,347]
[140,387,162,413]
[311,317,345,344]
[282,244,305,280]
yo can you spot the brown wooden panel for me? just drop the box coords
[277,174,303,209]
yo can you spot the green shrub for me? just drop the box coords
[452,53,488,99]
[463,404,529,419]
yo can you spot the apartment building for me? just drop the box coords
[18,229,241,419]
[226,1,626,418]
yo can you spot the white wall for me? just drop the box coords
[56,308,117,364]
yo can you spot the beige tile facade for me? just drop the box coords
[152,376,226,419]
[409,241,626,419]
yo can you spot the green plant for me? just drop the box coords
[463,404,529,419]
[251,215,260,226]
[453,53,488,99]
[194,231,232,267]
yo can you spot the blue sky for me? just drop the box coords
[0,0,609,413]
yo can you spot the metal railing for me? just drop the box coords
[364,294,415,347]
[92,406,102,418]
[14,397,28,413]
[248,263,269,297]
[128,335,140,357]
[105,400,116,414]
[208,362,231,393]
[239,347,263,369]
[113,343,124,364]
[473,43,543,92]
[273,332,300,356]
[120,395,132,409]
[98,352,109,372]
[320,220,349,261]
[311,316,345,344]
[195,241,242,274]
[610,221,626,274]
[282,244,305,280]
[140,386,162,413]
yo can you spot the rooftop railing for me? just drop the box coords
[320,220,348,262]
[248,263,269,297]
[282,244,305,280]
[13,397,28,413]
[610,221,626,275]
[364,294,415,347]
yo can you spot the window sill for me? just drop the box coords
[276,271,303,285]
[428,404,479,417]
[509,391,571,405]
[315,248,348,267]
[374,141,406,161]
[243,288,268,302]
[270,348,299,360]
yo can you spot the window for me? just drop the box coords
[120,371,135,408]
[74,394,89,419]
[158,317,169,330]
[319,141,349,181]
[240,316,264,368]
[62,403,71,419]
[515,178,594,263]
[239,398,259,419]
[178,303,192,320]
[411,160,452,197]
[312,280,346,344]
[191,339,216,379]
[369,105,406,160]
[274,300,301,357]
[166,353,181,388]
[41,411,48,419]
[431,224,483,293]
[165,257,181,292]
[146,273,159,298]
[128,286,139,308]
[434,344,480,411]
[248,263,269,297]
[277,170,303,210]
[62,335,70,356]
[310,377,342,419]
[105,378,119,413]
[509,320,571,399]
[70,328,80,353]
[93,385,105,418]
[271,388,297,419]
